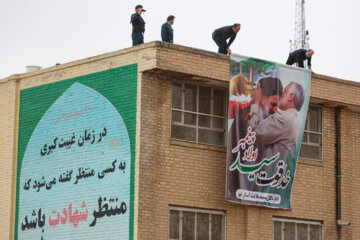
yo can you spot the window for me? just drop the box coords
[171,82,227,146]
[273,218,323,240]
[299,105,323,161]
[169,206,226,240]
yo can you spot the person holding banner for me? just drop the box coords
[212,24,241,55]
[286,49,314,70]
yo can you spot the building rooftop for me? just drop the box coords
[2,41,360,112]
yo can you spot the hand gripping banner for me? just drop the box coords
[226,55,311,209]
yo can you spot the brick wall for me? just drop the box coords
[0,79,18,240]
[135,44,360,239]
[137,74,359,239]
[0,43,156,240]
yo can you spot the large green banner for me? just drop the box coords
[226,55,311,209]
[15,65,137,239]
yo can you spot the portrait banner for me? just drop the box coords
[226,55,311,209]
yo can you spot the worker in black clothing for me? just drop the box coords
[161,15,175,43]
[286,49,314,70]
[130,5,146,46]
[212,23,241,55]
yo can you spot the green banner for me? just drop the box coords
[15,65,137,239]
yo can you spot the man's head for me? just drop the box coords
[135,5,146,14]
[232,23,241,33]
[167,15,175,25]
[305,49,314,58]
[279,82,305,111]
[257,77,283,117]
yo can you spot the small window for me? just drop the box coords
[273,218,323,240]
[171,82,227,146]
[169,206,226,240]
[300,105,323,161]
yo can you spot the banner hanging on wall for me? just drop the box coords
[15,65,137,239]
[226,55,311,209]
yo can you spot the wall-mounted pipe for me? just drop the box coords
[335,106,341,225]
[335,106,351,229]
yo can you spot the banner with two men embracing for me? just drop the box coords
[226,55,311,209]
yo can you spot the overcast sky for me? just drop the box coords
[1,0,359,82]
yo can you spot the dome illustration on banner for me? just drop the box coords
[18,82,131,239]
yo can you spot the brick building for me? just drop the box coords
[0,42,359,239]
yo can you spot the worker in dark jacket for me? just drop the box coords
[286,49,314,69]
[130,5,146,46]
[212,23,241,55]
[161,15,175,43]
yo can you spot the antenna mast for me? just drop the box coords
[290,0,310,51]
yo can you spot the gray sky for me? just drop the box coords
[1,0,359,82]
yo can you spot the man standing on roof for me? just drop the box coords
[286,49,314,70]
[130,5,146,46]
[212,23,241,55]
[161,15,175,43]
